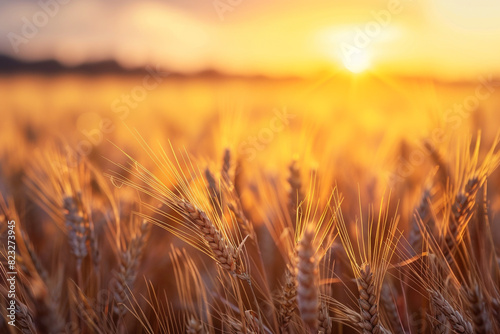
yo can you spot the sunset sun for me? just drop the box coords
[342,51,371,73]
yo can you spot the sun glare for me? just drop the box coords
[342,52,371,73]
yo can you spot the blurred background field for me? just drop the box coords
[1,72,499,193]
[2,70,500,249]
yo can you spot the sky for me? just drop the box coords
[1,0,500,79]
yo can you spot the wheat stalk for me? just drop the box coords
[318,302,332,334]
[442,177,480,264]
[279,267,298,334]
[63,193,89,271]
[113,218,150,317]
[186,316,206,334]
[297,226,318,332]
[429,290,473,334]
[466,286,492,334]
[177,199,245,277]
[428,306,450,334]
[357,263,381,334]
[15,302,37,334]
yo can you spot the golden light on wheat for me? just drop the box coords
[2,1,500,333]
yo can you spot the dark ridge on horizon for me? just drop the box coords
[0,54,131,75]
[0,54,498,85]
[0,54,303,80]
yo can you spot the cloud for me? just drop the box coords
[0,0,212,70]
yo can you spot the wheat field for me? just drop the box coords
[1,74,500,334]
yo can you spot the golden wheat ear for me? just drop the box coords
[465,286,493,334]
[112,218,150,318]
[15,302,37,334]
[177,200,246,278]
[428,300,450,334]
[357,263,382,334]
[296,226,318,332]
[63,194,90,273]
[429,290,473,334]
[317,301,333,334]
[24,146,99,290]
[336,194,400,334]
[441,176,480,265]
[186,316,206,334]
[278,267,297,334]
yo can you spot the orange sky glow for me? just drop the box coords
[2,0,500,79]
